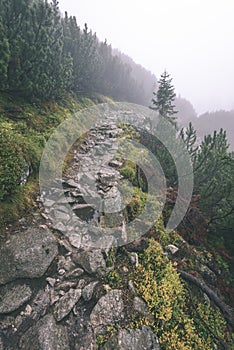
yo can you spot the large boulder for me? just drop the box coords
[20,314,70,350]
[0,227,58,285]
[90,289,124,327]
[72,249,106,275]
[103,326,160,350]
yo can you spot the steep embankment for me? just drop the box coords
[0,111,233,349]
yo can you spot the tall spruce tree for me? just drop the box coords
[151,70,178,126]
[0,18,10,89]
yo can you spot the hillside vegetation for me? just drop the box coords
[0,1,233,349]
[0,0,155,105]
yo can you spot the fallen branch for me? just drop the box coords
[185,286,229,349]
[178,269,234,329]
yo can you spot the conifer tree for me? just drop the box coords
[151,70,178,126]
[0,18,10,89]
[180,122,198,160]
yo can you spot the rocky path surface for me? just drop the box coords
[0,118,160,350]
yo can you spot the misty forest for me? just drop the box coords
[0,1,233,349]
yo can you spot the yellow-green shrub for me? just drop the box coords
[133,238,227,349]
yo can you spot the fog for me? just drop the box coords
[59,0,234,115]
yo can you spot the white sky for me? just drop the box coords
[59,0,234,115]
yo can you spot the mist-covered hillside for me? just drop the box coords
[175,96,234,150]
[194,110,234,150]
[113,49,157,106]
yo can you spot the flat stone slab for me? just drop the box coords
[20,314,70,350]
[73,249,106,275]
[54,288,82,322]
[90,289,124,327]
[103,326,160,350]
[0,283,32,314]
[0,227,58,285]
[82,281,99,301]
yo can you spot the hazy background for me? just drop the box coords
[59,0,234,115]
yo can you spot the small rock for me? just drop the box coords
[55,281,77,292]
[46,277,56,287]
[165,244,179,255]
[63,179,80,188]
[199,265,217,285]
[109,160,123,168]
[82,281,99,301]
[64,259,76,272]
[50,290,60,306]
[73,249,106,275]
[24,304,32,316]
[0,283,32,314]
[133,297,151,319]
[41,213,49,220]
[128,280,136,294]
[53,222,67,233]
[129,253,139,267]
[58,269,66,276]
[53,210,70,222]
[44,199,55,208]
[54,288,82,322]
[68,234,82,249]
[65,268,84,280]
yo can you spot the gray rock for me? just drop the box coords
[98,170,119,186]
[73,204,95,218]
[165,244,179,255]
[65,268,84,280]
[90,290,124,327]
[53,222,67,233]
[43,199,55,208]
[54,288,82,321]
[133,297,151,319]
[103,326,160,350]
[22,304,33,316]
[68,234,82,249]
[82,281,99,301]
[32,288,51,318]
[128,280,136,294]
[73,249,106,275]
[77,279,86,289]
[0,284,32,314]
[20,314,70,350]
[63,179,80,188]
[109,160,123,168]
[199,265,217,285]
[52,210,70,222]
[55,281,77,292]
[58,256,76,272]
[0,227,58,285]
[46,277,56,287]
[129,253,139,267]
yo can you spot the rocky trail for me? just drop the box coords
[0,118,161,350]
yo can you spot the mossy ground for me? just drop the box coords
[101,233,233,349]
